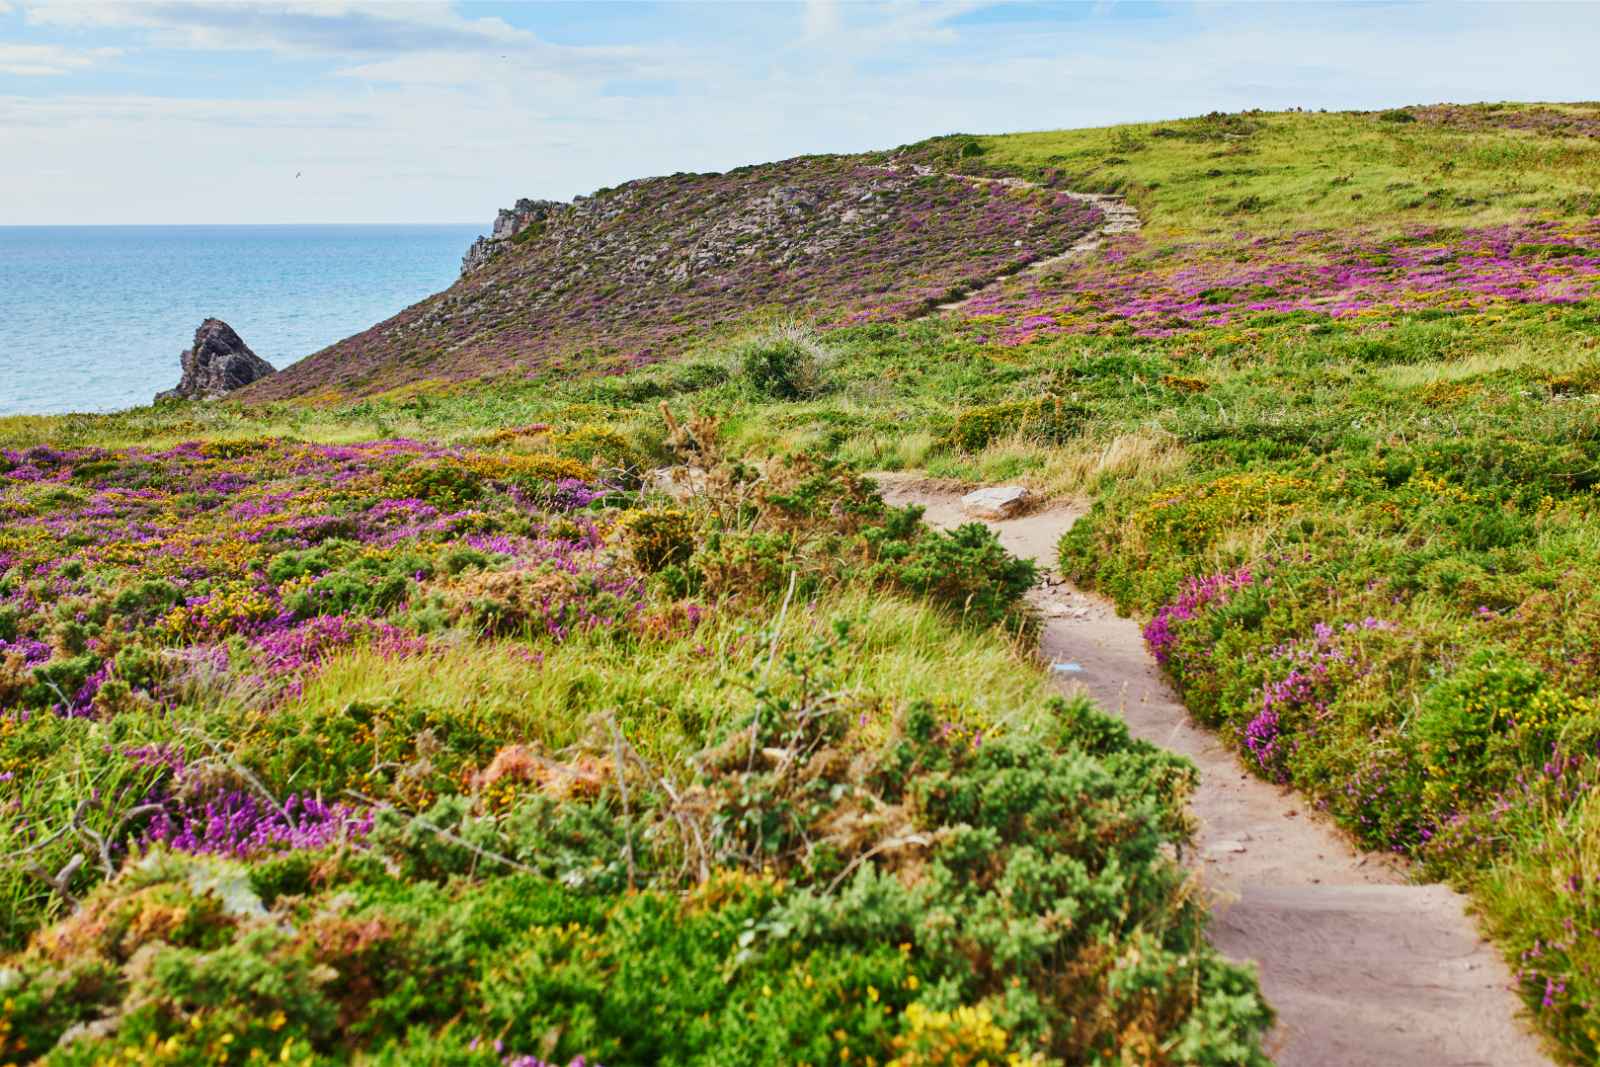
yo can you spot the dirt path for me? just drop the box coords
[872,474,1551,1067]
[872,163,1140,315]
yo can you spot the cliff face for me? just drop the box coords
[460,198,565,275]
[243,152,1103,401]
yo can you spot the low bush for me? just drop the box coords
[734,325,834,401]
[0,632,1270,1067]
[945,395,1086,452]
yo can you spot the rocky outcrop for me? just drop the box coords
[156,319,276,402]
[461,198,566,274]
[245,154,1106,401]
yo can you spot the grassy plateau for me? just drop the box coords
[5,101,1600,1063]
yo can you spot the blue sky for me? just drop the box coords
[2,1,1597,225]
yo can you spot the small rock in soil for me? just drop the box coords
[646,466,708,501]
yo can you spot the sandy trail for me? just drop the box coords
[929,183,1139,314]
[871,163,1140,315]
[872,474,1550,1067]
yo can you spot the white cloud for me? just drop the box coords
[802,0,839,41]
[336,39,654,88]
[5,1,1600,225]
[23,1,533,55]
[20,1,657,92]
[795,1,983,54]
[0,43,118,75]
[0,91,375,128]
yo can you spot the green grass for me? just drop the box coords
[274,588,1057,769]
[928,105,1600,236]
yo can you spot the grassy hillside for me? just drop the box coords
[928,103,1600,235]
[246,155,1101,401]
[6,102,1600,1063]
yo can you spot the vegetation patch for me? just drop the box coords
[14,102,1600,1062]
[0,424,1268,1064]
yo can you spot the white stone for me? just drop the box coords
[646,466,707,501]
[959,485,1030,520]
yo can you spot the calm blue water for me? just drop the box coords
[0,224,482,416]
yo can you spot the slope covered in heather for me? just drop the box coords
[7,102,1600,1065]
[247,154,1101,400]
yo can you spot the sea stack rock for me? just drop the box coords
[461,198,564,274]
[156,318,276,402]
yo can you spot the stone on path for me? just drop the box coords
[960,485,1030,520]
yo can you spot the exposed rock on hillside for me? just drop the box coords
[243,154,1104,401]
[461,198,565,274]
[156,318,276,402]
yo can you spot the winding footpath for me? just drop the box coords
[873,477,1551,1067]
[872,163,1140,316]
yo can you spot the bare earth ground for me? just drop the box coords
[872,474,1551,1067]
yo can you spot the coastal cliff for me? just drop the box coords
[239,152,1102,400]
[460,198,565,274]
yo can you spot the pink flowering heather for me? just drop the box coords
[252,614,428,674]
[468,1038,597,1067]
[1409,103,1600,139]
[961,219,1600,344]
[144,791,372,858]
[1141,565,1257,666]
[0,638,52,665]
[1246,618,1396,780]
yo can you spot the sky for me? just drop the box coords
[2,1,1598,225]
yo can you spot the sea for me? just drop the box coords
[0,224,483,417]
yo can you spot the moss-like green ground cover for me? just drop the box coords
[7,102,1600,1063]
[0,433,1268,1064]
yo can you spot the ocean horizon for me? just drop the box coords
[0,223,483,417]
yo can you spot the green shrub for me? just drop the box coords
[945,395,1086,452]
[735,325,833,400]
[1413,652,1586,814]
[551,423,642,470]
[280,551,434,619]
[3,648,1271,1067]
[241,697,509,806]
[109,578,185,624]
[382,459,484,507]
[618,507,696,572]
[24,653,100,709]
[865,521,1037,629]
